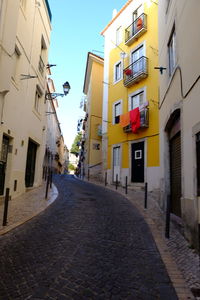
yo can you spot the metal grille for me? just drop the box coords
[170,132,182,217]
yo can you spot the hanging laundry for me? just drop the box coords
[120,111,130,127]
[130,107,140,133]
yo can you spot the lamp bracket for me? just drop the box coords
[45,92,65,100]
[20,74,38,80]
[154,67,167,74]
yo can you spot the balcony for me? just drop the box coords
[123,56,148,87]
[125,13,147,45]
[123,108,149,133]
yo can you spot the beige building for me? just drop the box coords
[79,52,104,180]
[158,0,200,248]
[44,77,69,175]
[0,0,52,200]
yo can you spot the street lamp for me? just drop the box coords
[45,81,71,100]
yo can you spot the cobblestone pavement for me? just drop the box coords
[87,177,200,300]
[0,174,178,300]
[0,182,58,235]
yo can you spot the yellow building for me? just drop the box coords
[101,0,159,191]
[80,52,104,180]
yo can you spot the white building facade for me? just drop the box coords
[158,0,200,248]
[0,0,52,200]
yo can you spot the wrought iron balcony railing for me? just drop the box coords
[125,13,147,45]
[123,108,149,133]
[123,56,148,87]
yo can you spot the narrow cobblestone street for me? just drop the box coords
[0,175,178,299]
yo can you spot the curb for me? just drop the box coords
[0,183,58,236]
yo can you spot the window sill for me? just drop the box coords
[113,78,122,85]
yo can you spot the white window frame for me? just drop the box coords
[113,99,122,125]
[112,144,122,182]
[128,87,146,111]
[168,26,176,76]
[113,60,123,84]
[130,41,146,64]
[34,85,43,113]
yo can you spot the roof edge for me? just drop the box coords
[83,52,104,93]
[100,0,132,36]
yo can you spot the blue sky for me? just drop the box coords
[48,0,126,150]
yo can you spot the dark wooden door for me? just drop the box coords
[0,136,9,195]
[196,132,200,196]
[131,142,144,183]
[25,140,37,187]
[170,132,182,217]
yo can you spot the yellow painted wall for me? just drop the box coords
[122,142,129,168]
[107,1,159,170]
[88,59,103,166]
[147,135,159,167]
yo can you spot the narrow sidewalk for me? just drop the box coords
[0,182,58,235]
[84,176,200,300]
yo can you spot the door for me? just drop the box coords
[196,132,200,196]
[113,146,120,182]
[131,45,144,75]
[131,142,144,183]
[0,135,9,195]
[132,6,143,35]
[25,139,37,187]
[170,132,181,217]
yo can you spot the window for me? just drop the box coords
[133,5,143,21]
[39,36,47,75]
[116,26,122,45]
[132,6,143,33]
[113,101,121,124]
[12,46,21,83]
[34,86,43,113]
[168,27,176,75]
[131,44,144,74]
[20,0,26,10]
[129,89,145,110]
[114,61,122,82]
[93,143,100,150]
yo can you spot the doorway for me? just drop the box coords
[166,109,182,217]
[131,141,144,183]
[113,146,120,182]
[0,135,10,195]
[169,132,181,216]
[25,139,37,187]
[131,45,144,75]
[196,132,200,196]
